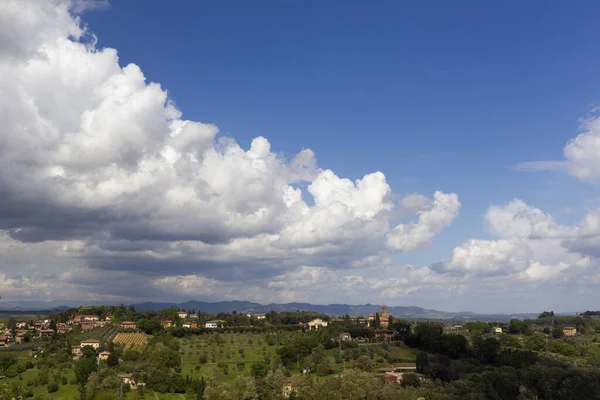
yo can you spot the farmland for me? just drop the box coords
[113,332,149,347]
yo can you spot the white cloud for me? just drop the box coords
[438,199,598,282]
[0,1,460,303]
[386,191,460,252]
[518,109,600,183]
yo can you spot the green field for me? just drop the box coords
[178,332,417,384]
[179,332,280,384]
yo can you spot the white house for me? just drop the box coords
[205,321,222,329]
[493,327,503,334]
[182,323,191,329]
[80,339,100,349]
[307,318,328,330]
[16,322,27,329]
[177,311,188,319]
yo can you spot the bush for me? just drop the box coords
[47,382,59,393]
[401,372,421,388]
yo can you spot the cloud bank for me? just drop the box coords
[0,0,460,305]
[2,1,600,312]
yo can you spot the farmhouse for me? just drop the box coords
[253,313,267,320]
[120,321,137,330]
[205,320,223,329]
[71,346,82,356]
[375,329,394,341]
[282,379,293,398]
[98,351,111,360]
[307,318,328,330]
[564,327,577,337]
[38,329,55,338]
[189,314,198,319]
[340,332,352,341]
[177,311,188,319]
[162,320,174,328]
[493,327,503,334]
[118,374,145,390]
[80,338,101,349]
[16,322,27,329]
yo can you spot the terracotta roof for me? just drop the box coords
[82,338,101,343]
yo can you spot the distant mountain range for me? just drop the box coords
[0,299,574,321]
[130,300,544,322]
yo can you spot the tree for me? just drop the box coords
[47,381,59,393]
[75,356,98,387]
[416,352,429,374]
[401,372,421,388]
[473,336,500,363]
[107,352,119,367]
[524,332,546,352]
[508,319,529,335]
[552,326,565,339]
[355,355,372,372]
[250,362,268,379]
[197,376,206,400]
[374,313,381,329]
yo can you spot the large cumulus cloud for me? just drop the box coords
[0,0,460,302]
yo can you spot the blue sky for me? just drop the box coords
[2,0,600,312]
[84,1,600,262]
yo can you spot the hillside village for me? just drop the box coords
[1,305,600,399]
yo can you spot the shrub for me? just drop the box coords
[47,382,59,393]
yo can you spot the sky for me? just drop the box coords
[1,0,600,313]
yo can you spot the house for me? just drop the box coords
[253,313,266,320]
[177,311,188,319]
[307,318,328,330]
[15,331,26,344]
[282,379,293,398]
[118,374,133,387]
[162,320,174,328]
[98,351,111,361]
[120,321,137,330]
[447,324,463,331]
[189,322,198,329]
[104,313,114,321]
[189,314,198,319]
[563,327,577,337]
[71,346,82,356]
[340,332,352,342]
[358,318,367,325]
[182,323,191,329]
[56,323,71,334]
[375,329,394,341]
[0,336,7,348]
[205,320,225,328]
[16,322,27,329]
[493,327,503,334]
[80,339,101,349]
[81,321,97,331]
[38,329,55,338]
[83,315,99,322]
[118,374,145,390]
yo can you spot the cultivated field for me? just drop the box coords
[180,332,281,383]
[113,332,149,347]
